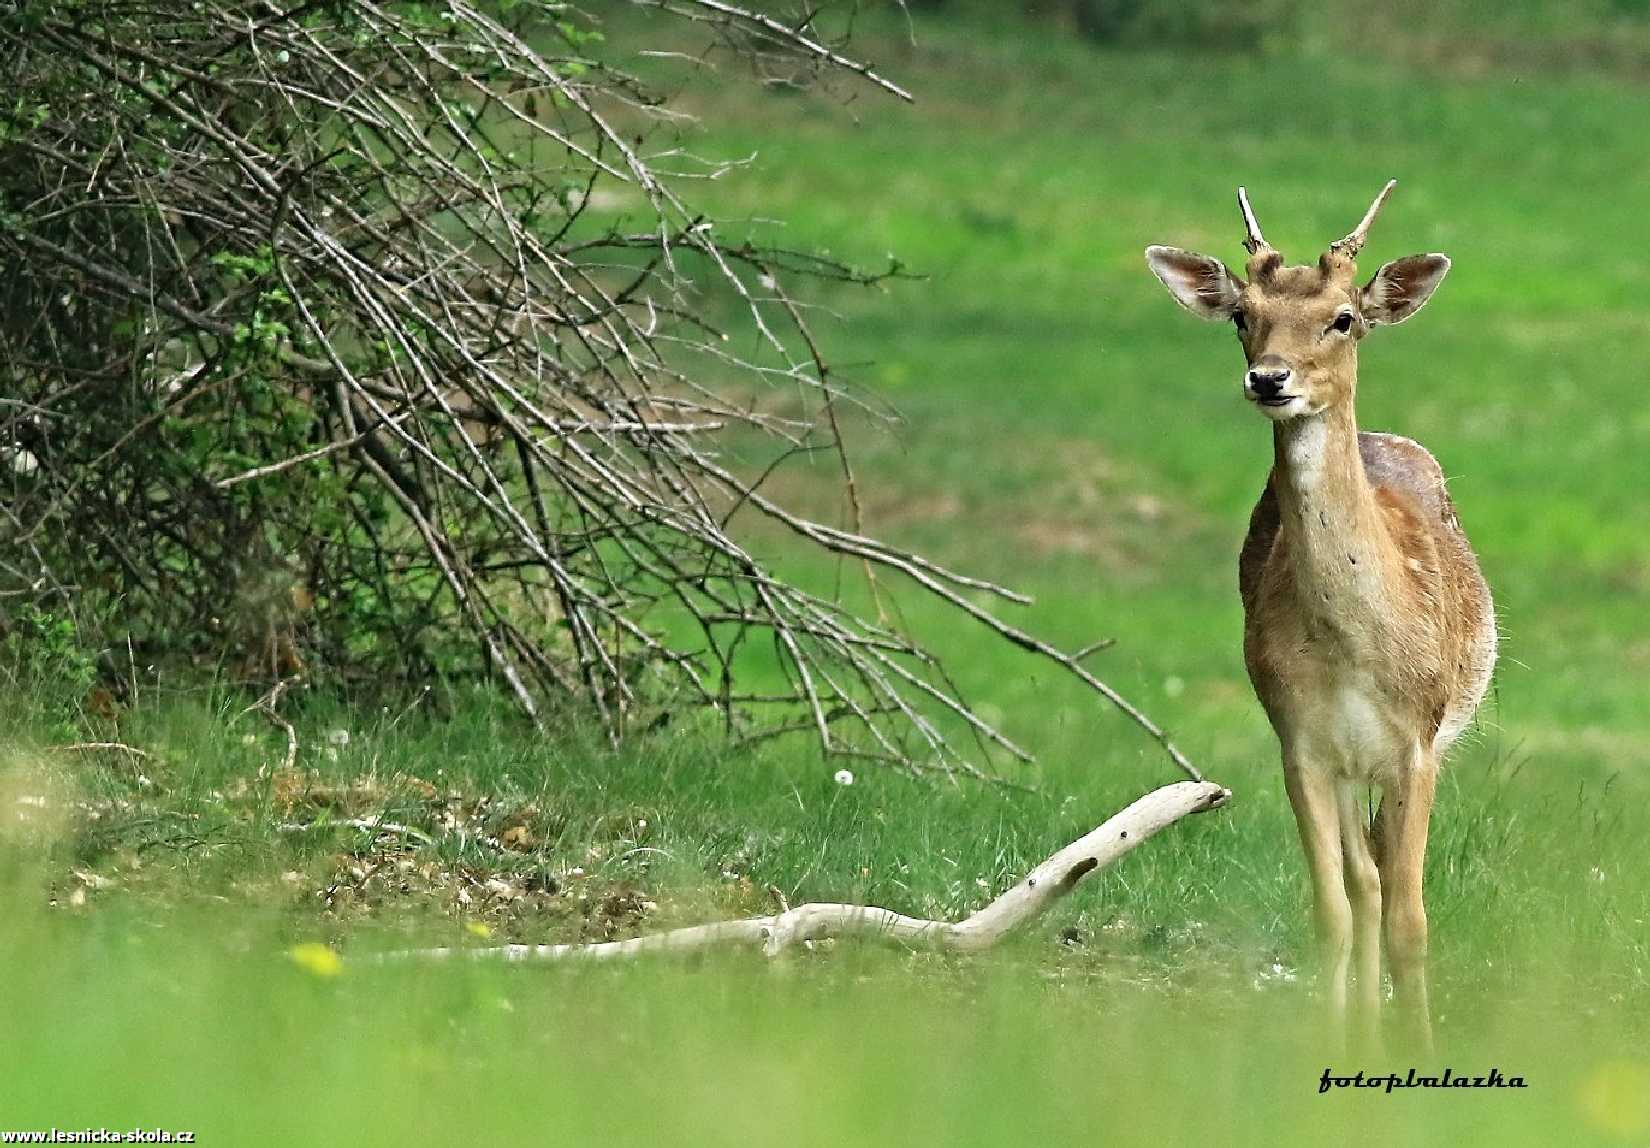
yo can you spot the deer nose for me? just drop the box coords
[1246,365,1292,399]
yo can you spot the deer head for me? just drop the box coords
[1144,181,1451,421]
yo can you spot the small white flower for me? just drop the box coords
[326,728,351,747]
[833,769,854,787]
[240,733,257,746]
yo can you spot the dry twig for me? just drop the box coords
[244,675,302,774]
[55,742,151,759]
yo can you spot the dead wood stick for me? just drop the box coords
[277,816,437,845]
[55,742,151,759]
[242,676,302,774]
[378,780,1230,963]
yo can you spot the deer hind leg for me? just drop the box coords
[1376,746,1438,1052]
[1336,781,1384,1047]
[1283,759,1352,1042]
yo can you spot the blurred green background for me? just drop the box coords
[5,2,1649,1143]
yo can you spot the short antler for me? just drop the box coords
[1237,186,1270,254]
[1330,178,1398,259]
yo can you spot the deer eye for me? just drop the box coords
[1331,311,1354,334]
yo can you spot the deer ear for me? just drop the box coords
[1144,246,1243,321]
[1361,254,1450,327]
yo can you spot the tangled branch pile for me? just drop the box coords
[0,0,1197,782]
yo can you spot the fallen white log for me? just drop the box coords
[377,780,1230,963]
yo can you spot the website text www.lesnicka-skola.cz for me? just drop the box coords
[1,1130,196,1144]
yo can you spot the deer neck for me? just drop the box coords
[1270,396,1395,621]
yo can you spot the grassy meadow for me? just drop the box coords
[5,6,1650,1144]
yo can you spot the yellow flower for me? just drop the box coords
[289,942,344,978]
[1578,1059,1650,1137]
[465,921,493,939]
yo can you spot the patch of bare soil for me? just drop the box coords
[40,758,689,945]
[737,434,1206,580]
[1005,441,1205,574]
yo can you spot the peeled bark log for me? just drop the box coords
[380,780,1231,963]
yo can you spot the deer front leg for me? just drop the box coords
[1283,758,1353,1043]
[1377,748,1438,1052]
[1337,781,1384,1048]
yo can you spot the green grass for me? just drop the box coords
[6,7,1650,1143]
[6,913,1647,1146]
[4,691,1647,1143]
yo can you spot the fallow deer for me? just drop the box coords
[1144,182,1496,1047]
